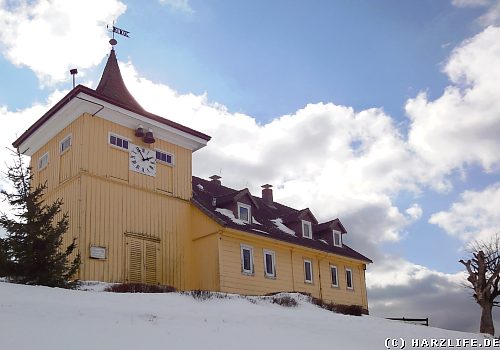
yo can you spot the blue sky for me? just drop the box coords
[1,0,500,333]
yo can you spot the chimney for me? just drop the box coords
[262,184,273,205]
[209,175,222,186]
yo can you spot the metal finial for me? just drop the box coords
[107,21,130,48]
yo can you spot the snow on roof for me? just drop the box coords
[215,208,247,225]
[252,229,270,235]
[197,184,204,191]
[271,218,296,236]
[252,217,262,225]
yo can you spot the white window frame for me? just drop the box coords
[59,134,72,154]
[108,132,130,151]
[302,220,312,239]
[346,268,353,290]
[237,202,252,224]
[155,148,175,166]
[38,152,49,171]
[263,249,276,278]
[333,230,342,247]
[240,244,254,275]
[330,265,339,287]
[304,259,313,283]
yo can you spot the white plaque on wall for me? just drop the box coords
[90,246,106,260]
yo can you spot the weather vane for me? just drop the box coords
[106,21,130,46]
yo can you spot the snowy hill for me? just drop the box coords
[0,282,491,350]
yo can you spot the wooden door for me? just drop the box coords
[126,236,160,284]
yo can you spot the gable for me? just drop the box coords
[13,86,210,156]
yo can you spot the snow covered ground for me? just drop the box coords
[0,281,491,349]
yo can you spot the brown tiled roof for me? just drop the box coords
[192,176,372,263]
[13,49,211,149]
[315,219,347,234]
[96,48,145,112]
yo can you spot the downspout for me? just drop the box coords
[317,254,328,301]
[363,264,369,313]
[290,248,295,292]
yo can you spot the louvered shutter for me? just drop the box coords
[144,241,158,284]
[128,239,143,283]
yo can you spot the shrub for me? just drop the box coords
[333,304,363,316]
[188,289,213,300]
[105,283,176,293]
[186,290,230,301]
[307,295,363,316]
[310,296,324,307]
[272,295,298,307]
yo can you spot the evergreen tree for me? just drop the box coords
[0,151,80,288]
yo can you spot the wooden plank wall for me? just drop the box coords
[29,113,195,289]
[218,231,368,308]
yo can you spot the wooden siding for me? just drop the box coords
[31,113,192,200]
[25,110,369,309]
[218,229,368,309]
[191,234,221,290]
[189,206,222,290]
[29,112,195,289]
[31,117,85,192]
[77,174,192,288]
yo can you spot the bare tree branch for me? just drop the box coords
[460,233,500,335]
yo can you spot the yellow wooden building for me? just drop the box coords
[13,45,371,311]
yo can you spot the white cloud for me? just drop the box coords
[479,2,500,25]
[405,203,423,221]
[0,0,126,85]
[118,61,426,244]
[452,0,491,7]
[452,0,500,26]
[158,0,193,14]
[407,26,500,179]
[367,256,465,289]
[367,256,491,332]
[0,89,68,220]
[429,183,500,243]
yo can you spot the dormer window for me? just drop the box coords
[333,230,342,247]
[302,220,312,239]
[237,202,251,223]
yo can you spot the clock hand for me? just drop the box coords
[136,147,147,161]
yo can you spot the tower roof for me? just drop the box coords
[96,48,144,112]
[12,46,211,154]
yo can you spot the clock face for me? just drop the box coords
[129,145,156,177]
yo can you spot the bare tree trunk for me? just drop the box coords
[480,302,495,335]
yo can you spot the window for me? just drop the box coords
[346,268,353,289]
[109,133,129,150]
[155,149,174,166]
[304,259,313,283]
[302,220,312,239]
[333,230,342,247]
[237,203,251,223]
[263,249,276,278]
[240,244,254,274]
[60,134,72,154]
[38,152,49,170]
[330,265,339,287]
